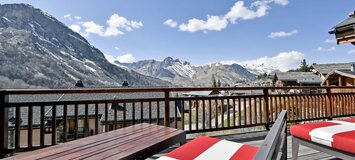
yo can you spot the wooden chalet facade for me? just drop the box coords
[329,11,355,45]
[321,65,355,92]
[275,72,322,87]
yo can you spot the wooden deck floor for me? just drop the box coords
[148,131,341,160]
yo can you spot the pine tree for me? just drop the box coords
[272,74,277,86]
[299,59,310,72]
[211,74,217,87]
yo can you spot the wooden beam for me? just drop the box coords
[0,94,9,158]
[326,80,330,86]
[338,76,342,86]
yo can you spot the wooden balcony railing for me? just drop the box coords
[0,86,354,157]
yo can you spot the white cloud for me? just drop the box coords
[74,16,82,20]
[69,24,81,33]
[225,1,268,23]
[324,39,336,43]
[63,14,71,19]
[164,19,178,28]
[104,53,136,63]
[179,15,228,32]
[274,0,289,6]
[168,0,287,33]
[268,29,298,38]
[221,51,305,72]
[114,47,120,51]
[77,14,142,37]
[317,46,336,52]
[348,49,355,55]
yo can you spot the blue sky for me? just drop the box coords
[1,0,354,71]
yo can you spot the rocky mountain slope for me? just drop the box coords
[0,4,170,89]
[117,57,256,86]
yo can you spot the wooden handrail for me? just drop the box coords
[0,86,354,157]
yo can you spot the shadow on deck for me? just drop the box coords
[148,131,342,160]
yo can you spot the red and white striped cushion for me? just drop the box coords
[157,136,258,160]
[290,118,355,154]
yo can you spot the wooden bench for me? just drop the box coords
[4,123,186,160]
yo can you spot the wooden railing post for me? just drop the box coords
[326,88,333,120]
[263,88,270,130]
[0,93,9,158]
[164,89,170,127]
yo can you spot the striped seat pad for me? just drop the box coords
[157,136,258,160]
[290,118,355,154]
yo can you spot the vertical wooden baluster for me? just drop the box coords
[63,104,67,142]
[181,100,185,130]
[221,98,224,128]
[141,101,144,123]
[157,101,160,125]
[208,99,212,129]
[202,99,206,130]
[233,98,236,126]
[248,97,252,125]
[195,99,199,130]
[132,102,135,125]
[15,106,20,149]
[321,95,325,117]
[275,96,279,118]
[123,102,126,127]
[288,96,292,121]
[270,97,274,122]
[105,102,108,132]
[346,95,349,115]
[0,94,8,156]
[164,90,170,127]
[188,100,192,130]
[303,96,307,120]
[316,95,319,118]
[238,98,241,126]
[227,98,230,127]
[215,99,218,128]
[243,97,247,125]
[254,97,257,124]
[95,103,98,135]
[74,104,78,140]
[174,100,178,128]
[114,102,118,129]
[149,101,152,124]
[52,105,56,145]
[40,105,45,146]
[84,104,88,137]
[313,95,318,118]
[300,96,304,120]
[259,97,262,124]
[28,105,33,148]
[310,95,313,119]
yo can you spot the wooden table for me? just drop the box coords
[5,123,186,160]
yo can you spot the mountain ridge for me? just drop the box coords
[116,57,257,87]
[0,3,171,88]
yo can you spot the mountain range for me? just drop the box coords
[0,4,170,88]
[116,57,258,87]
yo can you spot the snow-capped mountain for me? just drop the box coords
[242,63,281,75]
[117,57,256,87]
[0,4,170,88]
